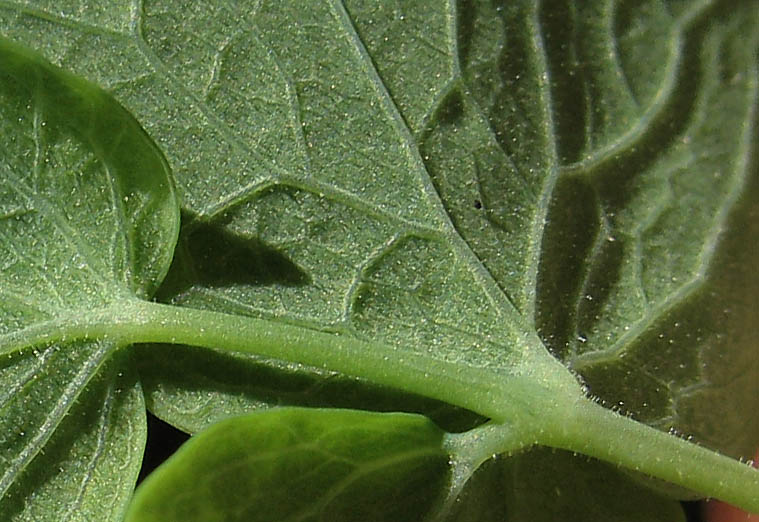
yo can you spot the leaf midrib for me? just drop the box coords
[129,0,540,343]
[329,0,540,333]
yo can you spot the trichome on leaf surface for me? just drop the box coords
[0,1,757,521]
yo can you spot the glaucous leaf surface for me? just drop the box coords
[125,408,449,522]
[0,0,757,520]
[0,37,177,518]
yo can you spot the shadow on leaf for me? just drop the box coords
[156,209,310,301]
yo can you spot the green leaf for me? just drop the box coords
[116,0,754,450]
[125,408,449,522]
[1,0,758,520]
[446,448,687,522]
[1,350,146,521]
[0,37,178,517]
[534,1,759,432]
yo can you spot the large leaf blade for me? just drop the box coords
[1,0,757,518]
[535,1,759,448]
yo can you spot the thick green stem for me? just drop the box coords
[538,399,759,513]
[3,298,757,511]
[128,302,759,512]
[444,400,759,513]
[0,299,572,422]
[130,302,504,414]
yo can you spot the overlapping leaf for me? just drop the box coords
[0,38,178,518]
[125,409,449,522]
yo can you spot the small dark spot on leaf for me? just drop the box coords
[474,199,482,209]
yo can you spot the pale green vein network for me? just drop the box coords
[0,0,754,405]
[572,72,758,369]
[130,1,304,195]
[329,0,533,330]
[1,91,117,315]
[558,0,712,175]
[0,2,757,518]
[130,0,445,226]
[0,341,113,498]
[568,14,759,368]
[0,33,177,519]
